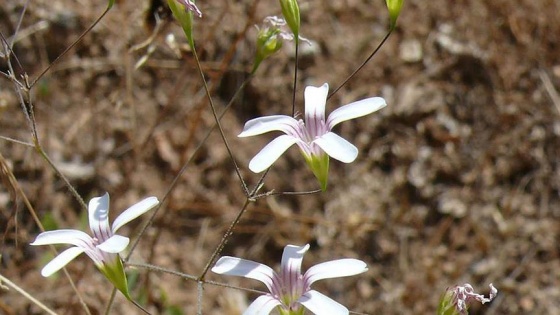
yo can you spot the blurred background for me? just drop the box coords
[1,0,560,313]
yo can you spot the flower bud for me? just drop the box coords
[386,0,403,30]
[279,0,300,38]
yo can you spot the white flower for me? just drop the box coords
[239,83,386,189]
[31,193,158,296]
[212,244,368,315]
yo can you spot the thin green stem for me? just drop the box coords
[291,40,299,116]
[127,262,266,295]
[29,4,113,88]
[252,188,322,200]
[328,29,393,100]
[190,44,249,195]
[35,146,87,211]
[103,289,117,315]
[125,74,254,260]
[131,299,152,315]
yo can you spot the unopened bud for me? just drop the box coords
[279,0,300,38]
[386,0,403,30]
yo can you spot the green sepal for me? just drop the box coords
[279,0,300,38]
[167,0,195,48]
[99,256,131,300]
[437,291,461,315]
[107,0,115,9]
[278,306,305,315]
[304,153,329,191]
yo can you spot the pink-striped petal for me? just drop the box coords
[299,290,349,315]
[239,115,299,137]
[97,234,130,253]
[88,193,112,242]
[112,196,159,233]
[31,229,94,248]
[280,244,309,276]
[305,259,368,285]
[327,97,386,129]
[314,132,358,163]
[244,295,282,315]
[40,246,85,277]
[212,256,275,292]
[248,135,299,172]
[304,84,329,130]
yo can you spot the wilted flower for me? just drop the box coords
[438,283,498,315]
[176,0,202,17]
[253,16,310,73]
[239,83,386,190]
[31,193,159,298]
[212,244,368,315]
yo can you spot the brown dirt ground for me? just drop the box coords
[1,0,560,314]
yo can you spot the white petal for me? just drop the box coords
[211,256,275,292]
[299,290,349,315]
[314,132,358,163]
[327,97,386,129]
[40,246,85,277]
[30,229,94,248]
[97,234,130,253]
[243,295,282,315]
[88,193,111,241]
[304,83,329,126]
[248,135,298,173]
[239,115,299,137]
[305,259,368,285]
[112,196,159,233]
[280,244,310,276]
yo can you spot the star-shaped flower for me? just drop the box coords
[212,244,368,315]
[31,193,159,298]
[239,83,386,190]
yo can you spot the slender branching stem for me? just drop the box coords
[35,146,87,211]
[29,4,113,88]
[191,44,249,195]
[198,199,251,280]
[328,30,393,100]
[131,299,152,315]
[125,74,255,260]
[128,262,266,295]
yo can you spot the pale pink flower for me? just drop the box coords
[212,244,368,315]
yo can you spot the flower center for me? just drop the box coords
[270,269,309,312]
